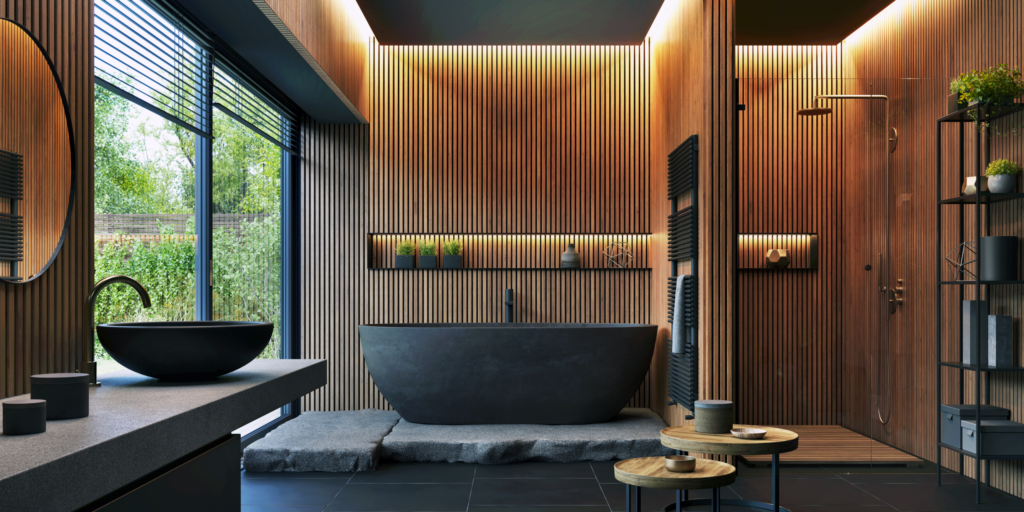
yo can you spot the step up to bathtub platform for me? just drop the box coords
[381,408,674,464]
[242,409,401,473]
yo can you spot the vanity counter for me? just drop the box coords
[0,358,326,511]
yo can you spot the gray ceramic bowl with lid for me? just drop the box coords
[31,373,88,420]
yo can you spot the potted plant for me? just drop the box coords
[951,64,1024,113]
[419,239,438,269]
[442,239,463,269]
[948,77,968,114]
[986,158,1022,194]
[396,239,416,269]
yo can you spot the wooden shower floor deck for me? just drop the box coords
[739,425,923,467]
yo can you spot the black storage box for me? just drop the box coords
[941,404,1010,449]
[962,419,1024,457]
[31,373,89,420]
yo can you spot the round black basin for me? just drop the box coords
[96,321,274,381]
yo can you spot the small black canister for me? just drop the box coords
[3,399,46,435]
[31,373,89,420]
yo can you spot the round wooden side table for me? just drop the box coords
[659,424,799,512]
[614,457,737,512]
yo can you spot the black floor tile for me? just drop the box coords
[325,483,472,511]
[471,478,608,507]
[836,473,971,485]
[243,470,354,480]
[854,483,1024,511]
[591,461,620,484]
[476,462,597,479]
[349,463,477,484]
[601,483,746,512]
[468,507,609,512]
[241,477,347,506]
[242,506,327,512]
[730,477,887,506]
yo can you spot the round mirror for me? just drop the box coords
[0,19,75,283]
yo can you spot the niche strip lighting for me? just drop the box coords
[737,233,818,270]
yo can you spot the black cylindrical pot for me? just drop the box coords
[979,236,1018,282]
[3,399,46,435]
[31,373,89,420]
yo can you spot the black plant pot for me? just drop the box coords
[979,236,1018,281]
[396,255,415,269]
[443,255,463,269]
[419,255,437,269]
[948,93,967,114]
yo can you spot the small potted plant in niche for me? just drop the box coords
[442,239,463,269]
[419,239,438,269]
[396,239,416,269]
[948,77,968,114]
[986,159,1022,194]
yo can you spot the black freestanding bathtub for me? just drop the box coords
[358,323,657,425]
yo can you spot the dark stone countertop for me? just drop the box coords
[0,359,326,511]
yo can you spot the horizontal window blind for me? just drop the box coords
[95,0,212,137]
[213,66,297,153]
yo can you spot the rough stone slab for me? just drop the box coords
[381,408,674,464]
[0,359,326,512]
[244,409,401,472]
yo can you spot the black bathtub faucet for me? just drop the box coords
[504,289,514,323]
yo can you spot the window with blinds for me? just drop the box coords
[95,0,212,137]
[213,66,297,153]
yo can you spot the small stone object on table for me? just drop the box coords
[614,457,736,512]
[660,424,799,512]
[765,249,790,269]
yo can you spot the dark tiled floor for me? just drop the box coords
[240,462,1024,512]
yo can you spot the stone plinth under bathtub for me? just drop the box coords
[382,408,674,464]
[243,407,673,472]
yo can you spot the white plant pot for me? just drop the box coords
[988,174,1017,194]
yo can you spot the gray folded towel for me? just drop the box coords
[672,274,688,353]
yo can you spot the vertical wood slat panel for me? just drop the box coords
[300,42,653,412]
[838,0,1024,497]
[733,45,844,426]
[649,0,736,429]
[0,1,92,400]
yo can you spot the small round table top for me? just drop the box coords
[613,457,736,490]
[660,424,799,456]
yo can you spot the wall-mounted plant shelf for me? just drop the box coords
[367,233,651,270]
[737,233,818,270]
[940,193,1024,205]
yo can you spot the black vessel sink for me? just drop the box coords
[96,321,274,381]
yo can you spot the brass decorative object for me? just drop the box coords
[945,241,977,280]
[963,176,989,195]
[602,241,634,268]
[765,249,790,269]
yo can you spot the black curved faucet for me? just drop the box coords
[82,275,152,385]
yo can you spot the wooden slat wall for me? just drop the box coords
[737,234,817,270]
[0,1,93,399]
[258,0,371,122]
[734,45,845,425]
[840,0,1024,496]
[649,0,736,427]
[300,43,654,412]
[0,20,73,281]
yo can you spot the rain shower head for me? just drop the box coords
[797,106,833,116]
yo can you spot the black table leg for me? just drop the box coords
[773,453,780,512]
[627,484,631,512]
[637,485,642,512]
[675,490,681,512]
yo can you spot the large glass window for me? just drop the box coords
[92,0,295,422]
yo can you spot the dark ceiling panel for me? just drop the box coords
[737,0,895,45]
[356,0,663,45]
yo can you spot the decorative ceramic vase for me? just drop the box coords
[418,255,437,269]
[988,174,1017,194]
[979,236,1018,281]
[560,243,581,268]
[396,255,415,269]
[963,176,989,195]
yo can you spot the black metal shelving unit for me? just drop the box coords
[936,102,1024,504]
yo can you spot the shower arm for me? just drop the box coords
[813,94,895,426]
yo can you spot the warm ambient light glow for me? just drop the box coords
[844,0,912,47]
[645,0,677,40]
[338,0,374,41]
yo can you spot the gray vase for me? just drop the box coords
[988,174,1017,194]
[560,244,581,268]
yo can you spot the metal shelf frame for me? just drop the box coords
[936,102,1024,504]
